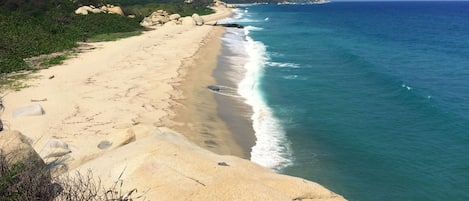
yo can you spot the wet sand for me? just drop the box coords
[168,27,249,158]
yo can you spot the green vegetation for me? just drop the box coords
[0,0,214,75]
[87,31,142,42]
[40,55,69,68]
[124,2,213,17]
[0,150,145,200]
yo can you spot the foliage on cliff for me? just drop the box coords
[0,0,213,74]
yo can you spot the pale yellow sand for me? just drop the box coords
[1,6,346,200]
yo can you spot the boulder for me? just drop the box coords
[106,6,124,16]
[164,21,177,26]
[169,13,181,21]
[12,104,45,117]
[181,16,195,26]
[192,13,204,26]
[90,8,102,14]
[140,18,153,27]
[74,6,91,15]
[140,10,173,27]
[0,130,48,174]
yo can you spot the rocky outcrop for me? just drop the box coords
[140,10,173,27]
[75,127,347,201]
[74,4,124,16]
[139,9,211,27]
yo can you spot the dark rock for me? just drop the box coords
[97,140,112,149]
[208,85,221,92]
[213,23,244,29]
[218,162,229,166]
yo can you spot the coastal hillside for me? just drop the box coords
[0,0,212,74]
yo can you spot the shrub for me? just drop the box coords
[0,150,145,201]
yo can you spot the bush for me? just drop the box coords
[0,150,145,201]
[0,150,55,201]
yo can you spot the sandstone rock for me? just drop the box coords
[0,130,47,171]
[90,8,102,14]
[140,18,153,27]
[140,10,173,27]
[106,6,124,16]
[12,104,45,117]
[75,127,346,201]
[164,21,177,26]
[181,16,196,26]
[192,13,204,26]
[74,6,91,15]
[169,13,181,21]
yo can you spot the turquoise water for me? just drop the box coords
[219,2,469,201]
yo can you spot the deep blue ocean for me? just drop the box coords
[219,2,469,201]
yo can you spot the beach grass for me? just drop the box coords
[86,31,142,42]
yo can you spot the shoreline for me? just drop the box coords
[0,5,346,200]
[167,26,248,158]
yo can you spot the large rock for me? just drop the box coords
[192,13,204,26]
[140,10,173,27]
[75,5,123,16]
[75,127,346,201]
[169,13,181,21]
[106,6,124,16]
[0,130,48,172]
[74,6,92,15]
[0,130,52,197]
[12,104,45,117]
[181,16,195,26]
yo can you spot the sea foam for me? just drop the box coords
[219,9,294,171]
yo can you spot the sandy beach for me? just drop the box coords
[1,5,345,200]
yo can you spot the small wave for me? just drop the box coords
[402,84,412,90]
[266,61,300,68]
[265,17,269,21]
[283,75,298,80]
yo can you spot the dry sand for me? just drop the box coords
[1,5,346,200]
[2,8,234,169]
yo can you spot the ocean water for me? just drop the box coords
[218,2,469,201]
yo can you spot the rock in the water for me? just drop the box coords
[192,13,204,26]
[12,104,45,117]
